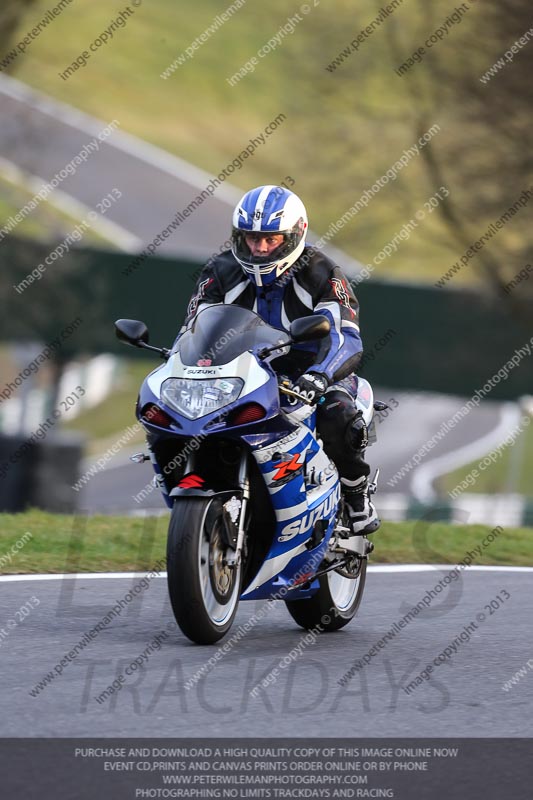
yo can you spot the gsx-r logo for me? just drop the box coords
[271,453,304,486]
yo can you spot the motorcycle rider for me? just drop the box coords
[180,185,379,534]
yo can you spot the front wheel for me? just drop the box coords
[285,557,366,632]
[167,498,242,644]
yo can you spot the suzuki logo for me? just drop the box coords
[278,484,340,542]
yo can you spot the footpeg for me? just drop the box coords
[373,401,389,411]
[336,534,374,556]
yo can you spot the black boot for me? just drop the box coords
[342,476,380,535]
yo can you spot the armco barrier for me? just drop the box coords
[0,433,83,513]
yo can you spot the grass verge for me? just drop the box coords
[0,511,531,574]
[0,173,108,246]
[8,0,491,285]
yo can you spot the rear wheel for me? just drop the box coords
[285,555,366,632]
[167,498,242,644]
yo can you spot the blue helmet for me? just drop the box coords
[231,185,308,287]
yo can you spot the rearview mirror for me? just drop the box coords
[115,319,149,347]
[290,315,331,343]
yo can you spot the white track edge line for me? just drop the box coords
[1,565,532,581]
[0,74,242,202]
[0,156,143,252]
[0,74,367,271]
[411,403,522,503]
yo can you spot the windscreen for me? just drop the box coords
[176,304,290,366]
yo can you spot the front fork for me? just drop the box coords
[171,448,249,568]
[225,452,250,568]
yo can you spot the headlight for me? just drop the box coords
[161,378,243,420]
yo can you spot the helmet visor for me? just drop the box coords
[232,219,305,272]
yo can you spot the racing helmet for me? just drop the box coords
[231,185,308,287]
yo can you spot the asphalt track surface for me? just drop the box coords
[3,567,531,737]
[0,74,363,271]
[3,78,529,744]
[0,77,234,261]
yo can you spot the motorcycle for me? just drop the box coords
[115,305,381,645]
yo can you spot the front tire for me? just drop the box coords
[285,557,366,632]
[167,498,242,644]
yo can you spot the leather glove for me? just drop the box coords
[293,372,330,404]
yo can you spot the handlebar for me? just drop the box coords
[278,383,315,406]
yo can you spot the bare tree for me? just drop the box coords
[386,0,533,321]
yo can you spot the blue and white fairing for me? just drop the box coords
[134,304,343,601]
[240,403,340,601]
[135,306,289,508]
